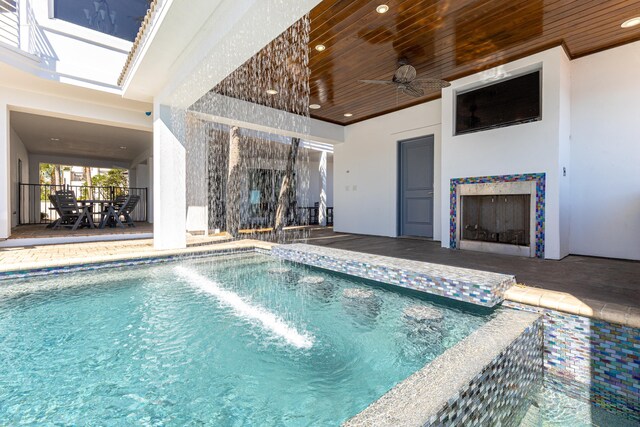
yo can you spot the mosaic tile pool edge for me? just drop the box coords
[449,173,546,258]
[427,317,543,427]
[0,247,261,281]
[504,301,640,422]
[271,245,512,307]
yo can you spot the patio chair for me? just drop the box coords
[99,194,140,228]
[52,190,95,230]
[46,195,61,229]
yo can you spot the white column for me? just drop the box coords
[318,151,327,226]
[0,101,9,239]
[147,156,153,223]
[153,102,186,249]
[185,114,208,236]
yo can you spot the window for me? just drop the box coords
[53,0,150,41]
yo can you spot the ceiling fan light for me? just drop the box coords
[621,17,640,28]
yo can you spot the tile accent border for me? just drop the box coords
[450,173,546,258]
[505,301,640,422]
[272,244,515,307]
[344,310,543,427]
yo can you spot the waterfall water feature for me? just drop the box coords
[180,15,313,242]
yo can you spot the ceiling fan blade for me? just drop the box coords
[413,78,451,89]
[393,64,417,84]
[359,79,396,85]
[399,84,424,98]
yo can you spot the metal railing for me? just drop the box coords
[18,184,148,225]
[0,0,19,48]
[296,206,333,226]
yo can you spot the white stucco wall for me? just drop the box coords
[335,100,442,238]
[570,41,640,261]
[335,47,574,259]
[441,47,571,260]
[9,126,29,227]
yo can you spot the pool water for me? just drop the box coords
[0,253,495,425]
[519,385,638,427]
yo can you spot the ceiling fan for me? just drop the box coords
[359,62,450,98]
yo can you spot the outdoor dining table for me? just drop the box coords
[77,199,113,227]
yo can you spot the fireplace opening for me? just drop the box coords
[461,195,531,246]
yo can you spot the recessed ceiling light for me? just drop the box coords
[621,17,640,28]
[50,137,60,141]
[309,104,321,110]
[344,113,353,118]
[376,4,389,14]
[266,89,278,95]
[120,146,127,150]
[315,44,326,52]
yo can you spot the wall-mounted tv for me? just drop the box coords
[455,70,541,135]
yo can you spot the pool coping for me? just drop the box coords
[505,285,640,329]
[343,309,542,427]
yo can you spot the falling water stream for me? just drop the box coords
[180,15,313,243]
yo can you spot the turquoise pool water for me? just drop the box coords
[0,253,494,425]
[519,385,638,427]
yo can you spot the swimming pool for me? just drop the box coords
[0,252,497,425]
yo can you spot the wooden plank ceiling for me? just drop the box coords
[310,0,640,124]
[212,1,640,126]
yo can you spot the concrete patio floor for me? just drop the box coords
[300,230,640,307]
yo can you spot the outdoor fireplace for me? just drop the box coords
[461,195,531,246]
[455,180,538,257]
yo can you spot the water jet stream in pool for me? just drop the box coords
[174,266,314,349]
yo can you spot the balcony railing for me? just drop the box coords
[0,0,19,48]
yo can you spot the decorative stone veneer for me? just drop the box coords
[449,173,546,258]
[505,301,640,422]
[344,310,543,427]
[271,244,515,307]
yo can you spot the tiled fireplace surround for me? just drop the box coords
[450,173,546,258]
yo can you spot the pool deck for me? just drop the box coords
[302,230,640,308]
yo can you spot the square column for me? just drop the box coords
[0,102,9,239]
[153,103,186,249]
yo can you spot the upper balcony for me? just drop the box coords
[0,0,146,93]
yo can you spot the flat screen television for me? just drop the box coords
[455,70,541,135]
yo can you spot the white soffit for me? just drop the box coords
[121,0,322,107]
